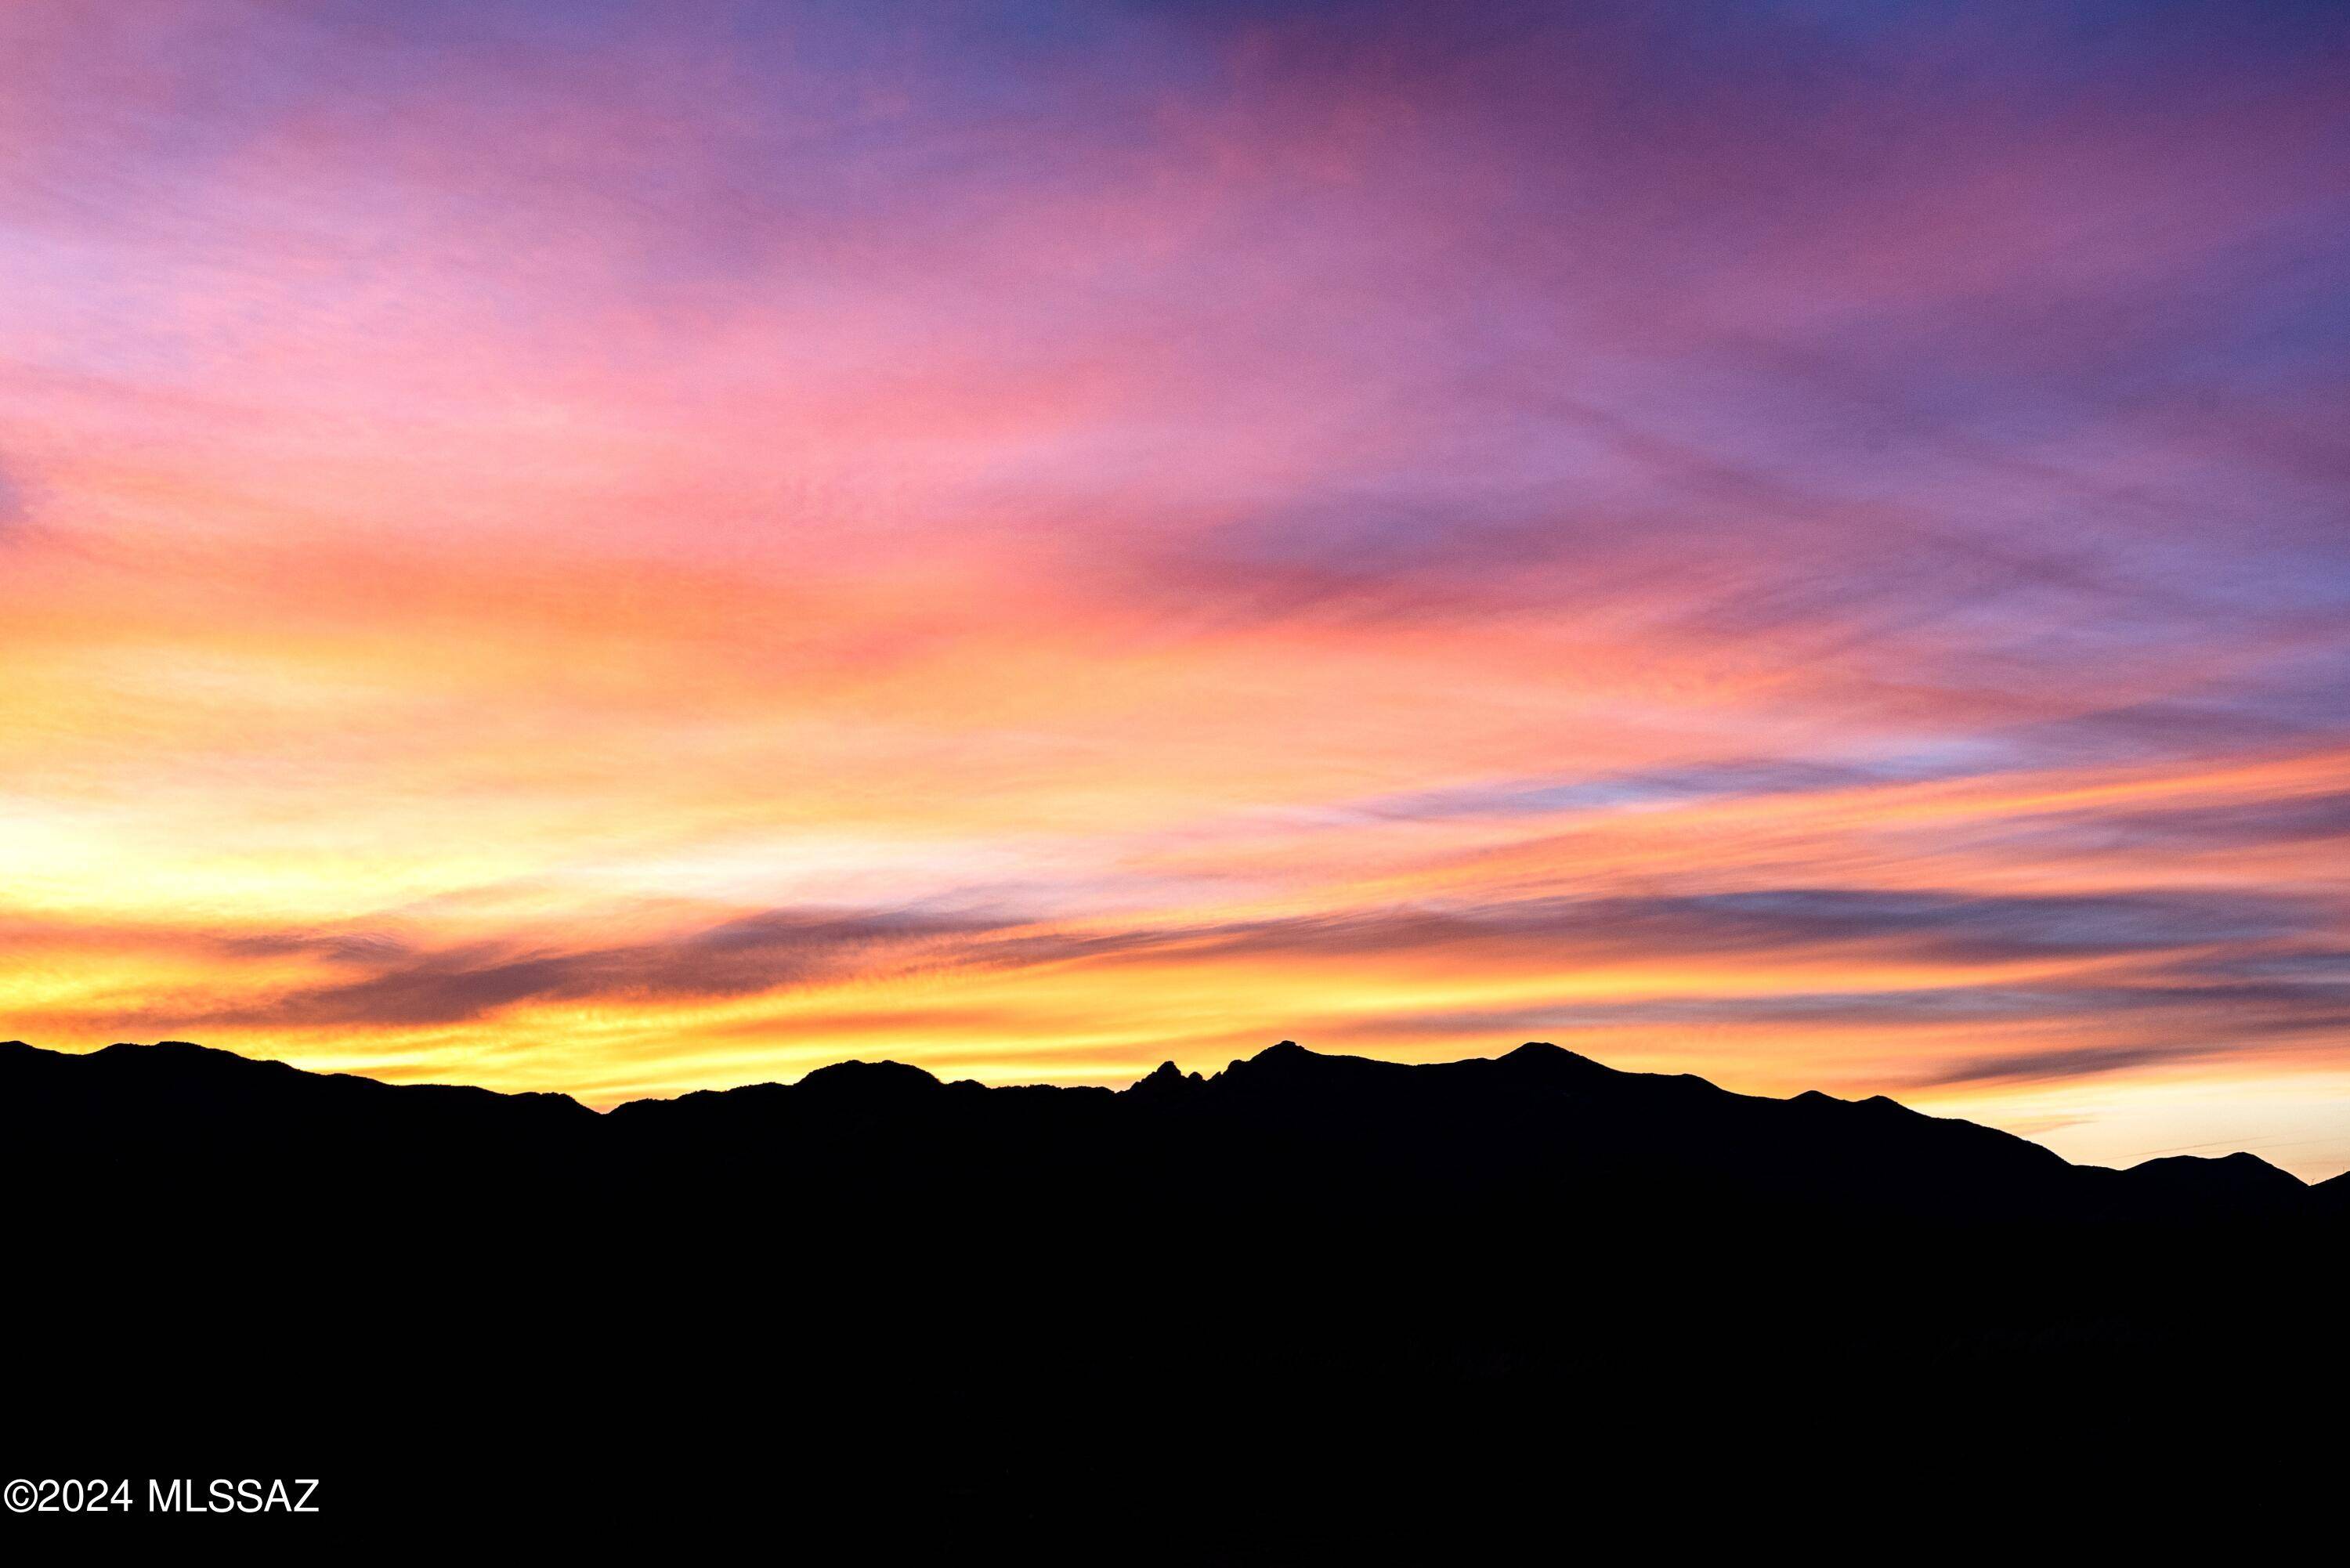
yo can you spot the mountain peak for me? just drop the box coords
[1126,1060,1205,1100]
[1217,1039,1423,1094]
[2129,1150,2302,1187]
[1495,1040,1616,1080]
[2112,1150,2306,1212]
[88,1039,316,1082]
[793,1059,942,1099]
[1221,1039,1329,1077]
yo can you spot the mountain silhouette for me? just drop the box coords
[13,1033,2313,1224]
[7,1035,2342,1537]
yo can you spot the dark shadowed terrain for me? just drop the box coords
[5,1036,2342,1541]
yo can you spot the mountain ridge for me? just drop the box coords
[10,1031,2345,1524]
[0,1032,2314,1209]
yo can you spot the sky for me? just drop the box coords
[2,1,2347,1177]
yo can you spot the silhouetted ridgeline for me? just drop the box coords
[5,1035,2334,1223]
[7,1036,2345,1534]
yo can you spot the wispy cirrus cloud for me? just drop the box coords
[200,907,1026,1029]
[20,883,2307,1042]
[1919,1043,2248,1090]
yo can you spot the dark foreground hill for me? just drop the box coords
[5,1036,2343,1540]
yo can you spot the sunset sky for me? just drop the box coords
[4,2,2347,1177]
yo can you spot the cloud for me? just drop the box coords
[1918,1043,2229,1089]
[2009,791,2350,854]
[963,887,2321,981]
[34,883,2313,1038]
[1350,755,1975,823]
[196,908,1024,1029]
[1338,975,2350,1054]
